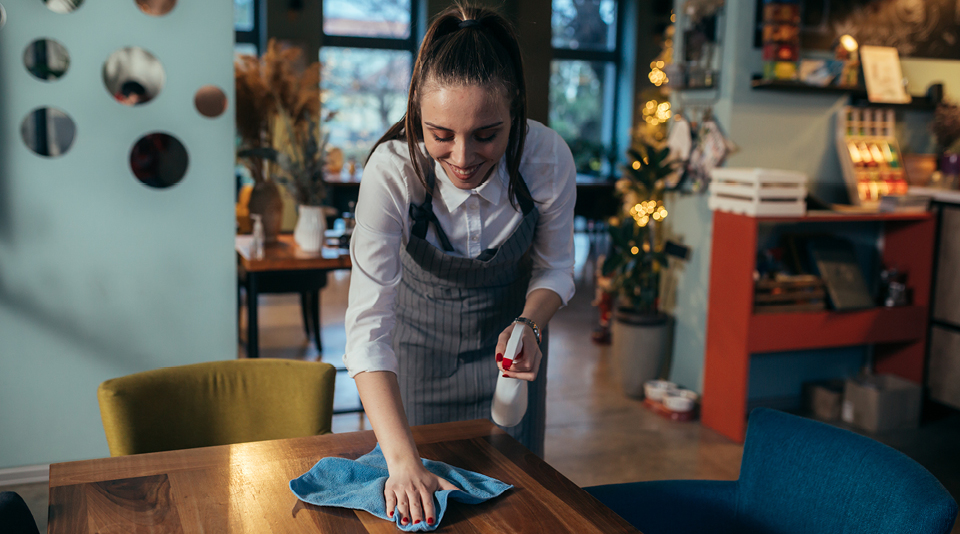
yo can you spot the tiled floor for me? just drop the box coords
[7,233,959,532]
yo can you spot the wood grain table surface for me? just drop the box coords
[48,419,639,533]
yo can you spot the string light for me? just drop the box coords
[642,100,672,125]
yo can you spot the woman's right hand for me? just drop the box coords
[384,459,458,527]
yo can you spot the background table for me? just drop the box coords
[236,234,351,359]
[47,419,639,533]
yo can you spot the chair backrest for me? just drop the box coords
[0,492,40,534]
[736,408,958,534]
[98,359,336,456]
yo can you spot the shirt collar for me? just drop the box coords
[432,157,507,211]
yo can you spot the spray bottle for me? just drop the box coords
[251,214,265,260]
[491,323,528,427]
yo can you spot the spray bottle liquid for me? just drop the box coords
[491,323,528,427]
[251,214,265,260]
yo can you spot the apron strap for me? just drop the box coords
[475,173,536,261]
[514,173,535,216]
[410,166,455,252]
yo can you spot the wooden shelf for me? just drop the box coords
[755,211,933,223]
[748,305,927,353]
[701,210,935,442]
[750,76,936,110]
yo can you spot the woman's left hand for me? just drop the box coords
[495,323,541,381]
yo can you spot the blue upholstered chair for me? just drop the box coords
[0,492,40,534]
[586,408,958,534]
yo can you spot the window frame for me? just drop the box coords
[234,0,266,55]
[318,0,423,52]
[550,0,629,180]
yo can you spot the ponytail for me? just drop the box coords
[368,2,531,208]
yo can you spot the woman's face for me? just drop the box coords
[420,83,511,190]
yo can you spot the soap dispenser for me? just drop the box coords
[251,214,265,260]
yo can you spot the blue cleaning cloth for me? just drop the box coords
[290,444,513,532]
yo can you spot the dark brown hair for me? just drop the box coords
[368,3,530,207]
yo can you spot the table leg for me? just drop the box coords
[299,292,312,341]
[312,290,322,352]
[247,272,259,359]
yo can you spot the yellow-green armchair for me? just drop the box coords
[98,359,336,456]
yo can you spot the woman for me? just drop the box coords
[344,3,576,527]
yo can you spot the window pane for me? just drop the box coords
[234,0,254,32]
[552,0,617,50]
[323,0,411,39]
[320,47,411,171]
[549,60,613,175]
[234,43,258,58]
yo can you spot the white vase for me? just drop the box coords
[294,205,326,253]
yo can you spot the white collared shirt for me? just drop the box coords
[343,120,577,377]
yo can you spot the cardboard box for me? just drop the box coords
[803,379,845,421]
[841,375,922,432]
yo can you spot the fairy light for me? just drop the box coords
[656,102,672,122]
[631,246,640,255]
[632,160,641,170]
[642,100,672,125]
[649,67,668,87]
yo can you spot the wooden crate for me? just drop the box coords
[709,168,807,217]
[754,275,826,313]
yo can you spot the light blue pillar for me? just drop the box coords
[0,0,236,467]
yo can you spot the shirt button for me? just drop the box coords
[471,235,478,242]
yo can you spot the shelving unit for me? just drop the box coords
[750,76,936,110]
[701,210,935,443]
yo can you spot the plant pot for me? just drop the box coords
[611,309,674,399]
[294,204,327,253]
[248,181,283,243]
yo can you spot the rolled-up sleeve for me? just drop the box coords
[343,145,408,378]
[526,128,577,306]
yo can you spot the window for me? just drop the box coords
[232,0,419,175]
[550,0,622,178]
[234,0,261,57]
[321,0,420,171]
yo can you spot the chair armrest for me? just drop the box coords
[585,479,739,534]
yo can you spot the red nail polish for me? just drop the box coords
[496,352,503,363]
[401,517,408,524]
[503,358,512,370]
[503,373,509,378]
[428,517,435,525]
[414,520,421,524]
[388,511,393,518]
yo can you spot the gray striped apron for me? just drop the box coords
[393,169,549,457]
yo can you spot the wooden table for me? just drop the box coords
[236,234,351,359]
[47,419,639,533]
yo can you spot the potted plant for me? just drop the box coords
[931,100,960,188]
[235,39,329,246]
[600,136,680,398]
